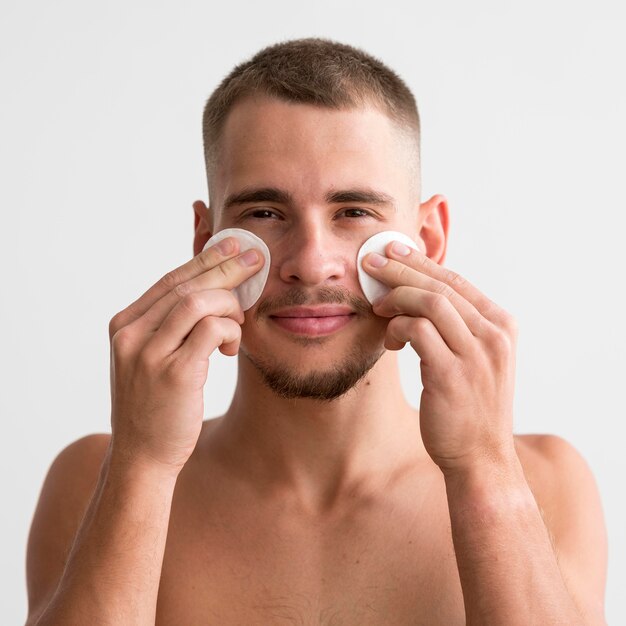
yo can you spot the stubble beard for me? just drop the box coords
[240,340,385,402]
[240,285,385,401]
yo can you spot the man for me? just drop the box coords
[26,38,607,625]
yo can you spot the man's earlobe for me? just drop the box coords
[417,194,449,265]
[192,200,214,257]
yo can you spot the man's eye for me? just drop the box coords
[244,208,373,220]
[247,209,280,219]
[341,208,373,218]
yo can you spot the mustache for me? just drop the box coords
[254,285,372,320]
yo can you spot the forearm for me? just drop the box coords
[35,445,179,626]
[444,454,585,626]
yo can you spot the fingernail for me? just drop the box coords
[367,252,388,267]
[216,238,234,255]
[239,249,259,266]
[391,241,411,256]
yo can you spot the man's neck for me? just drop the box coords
[206,350,429,515]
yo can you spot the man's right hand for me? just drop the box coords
[107,236,265,474]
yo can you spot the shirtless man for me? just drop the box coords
[25,38,608,625]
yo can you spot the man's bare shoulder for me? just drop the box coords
[512,432,605,538]
[513,433,602,503]
[513,433,608,625]
[26,433,111,623]
[38,433,112,504]
[30,433,112,539]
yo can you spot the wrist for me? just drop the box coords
[442,450,535,517]
[439,440,519,484]
[106,441,183,485]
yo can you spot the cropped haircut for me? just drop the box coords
[202,37,421,199]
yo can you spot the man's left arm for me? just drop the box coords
[443,435,608,626]
[362,238,608,626]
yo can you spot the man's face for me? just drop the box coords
[211,96,420,400]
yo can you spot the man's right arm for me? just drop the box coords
[26,434,180,626]
[26,233,266,624]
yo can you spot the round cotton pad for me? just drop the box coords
[357,231,420,305]
[202,228,271,311]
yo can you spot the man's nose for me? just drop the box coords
[277,223,348,287]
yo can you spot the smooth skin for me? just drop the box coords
[108,236,262,471]
[362,242,607,624]
[25,96,608,625]
[26,238,265,625]
[364,242,517,473]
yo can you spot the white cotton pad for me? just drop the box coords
[357,230,420,305]
[202,228,271,311]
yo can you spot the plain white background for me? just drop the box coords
[1,0,624,623]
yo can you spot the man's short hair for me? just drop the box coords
[202,37,421,199]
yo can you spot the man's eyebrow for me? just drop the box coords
[221,186,397,212]
[325,188,397,211]
[222,187,293,212]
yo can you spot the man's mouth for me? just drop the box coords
[269,306,356,336]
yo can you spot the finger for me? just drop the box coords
[132,248,265,335]
[174,315,242,363]
[386,315,455,369]
[375,285,474,355]
[143,288,243,357]
[110,236,243,336]
[364,253,486,337]
[373,242,505,326]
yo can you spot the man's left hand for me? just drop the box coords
[363,241,518,475]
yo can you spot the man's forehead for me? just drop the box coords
[220,95,402,152]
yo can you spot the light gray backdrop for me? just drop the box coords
[1,0,624,623]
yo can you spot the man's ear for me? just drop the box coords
[192,200,214,257]
[417,194,449,265]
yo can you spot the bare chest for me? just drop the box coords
[156,474,465,625]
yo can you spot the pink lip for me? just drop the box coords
[270,314,355,336]
[271,306,355,318]
[270,306,357,336]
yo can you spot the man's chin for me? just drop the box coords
[238,342,386,402]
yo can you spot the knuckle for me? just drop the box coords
[173,280,192,299]
[426,292,449,315]
[163,355,187,383]
[213,288,240,310]
[501,311,519,336]
[386,286,406,314]
[415,253,429,269]
[200,315,221,335]
[434,280,455,299]
[181,292,206,315]
[109,302,141,340]
[487,326,512,354]
[226,290,244,313]
[108,312,124,340]
[396,285,412,300]
[387,315,405,337]
[489,305,518,337]
[216,261,232,281]
[160,270,180,291]
[195,247,219,272]
[502,312,518,336]
[137,343,160,372]
[443,269,465,288]
[410,316,430,335]
[483,298,505,321]
[110,326,135,356]
[396,264,413,284]
[230,321,243,341]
